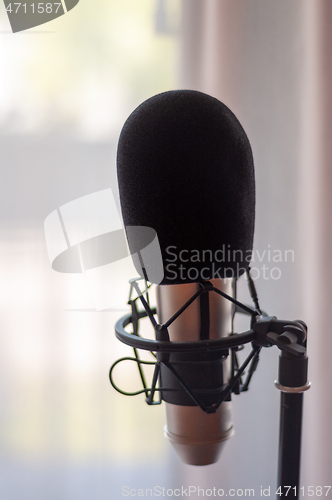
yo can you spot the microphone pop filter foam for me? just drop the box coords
[117,90,255,285]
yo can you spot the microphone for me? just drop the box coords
[116,90,255,465]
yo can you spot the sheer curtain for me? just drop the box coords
[177,0,332,492]
[0,2,180,499]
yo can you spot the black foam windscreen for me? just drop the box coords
[117,90,255,285]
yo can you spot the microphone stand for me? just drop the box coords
[276,349,310,497]
[111,278,310,500]
[278,387,304,497]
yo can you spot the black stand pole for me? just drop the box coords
[278,392,304,495]
[276,349,310,499]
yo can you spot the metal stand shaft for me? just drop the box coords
[277,392,304,497]
[275,347,309,499]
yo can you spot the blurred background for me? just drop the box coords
[0,0,331,498]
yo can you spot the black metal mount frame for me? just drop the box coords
[111,276,260,411]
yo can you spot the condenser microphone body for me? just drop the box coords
[117,90,255,465]
[156,279,234,465]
